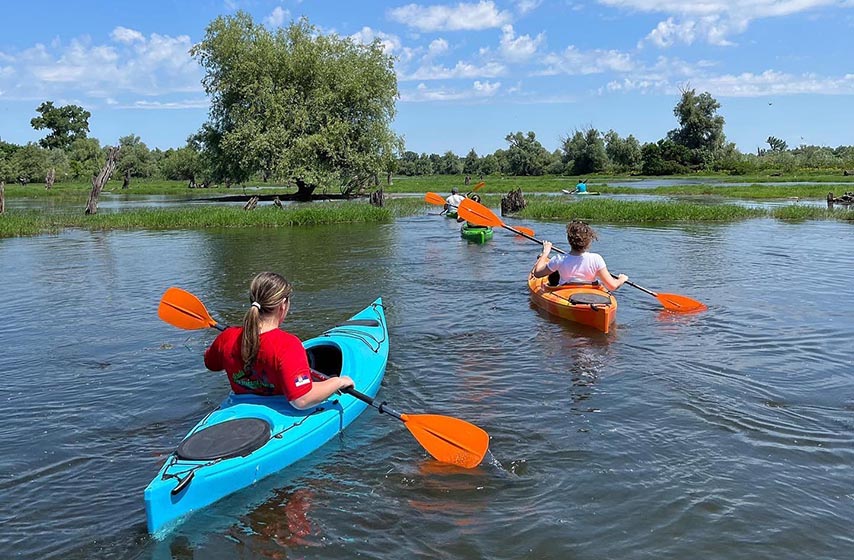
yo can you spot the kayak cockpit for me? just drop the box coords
[306,343,343,377]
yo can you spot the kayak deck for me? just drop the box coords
[528,273,617,333]
[144,298,388,536]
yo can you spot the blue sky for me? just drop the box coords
[2,0,853,156]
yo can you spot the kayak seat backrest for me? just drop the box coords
[547,271,560,286]
[569,293,612,306]
[176,418,271,461]
[305,343,343,377]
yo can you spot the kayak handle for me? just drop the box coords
[171,471,194,495]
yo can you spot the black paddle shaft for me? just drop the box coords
[310,369,404,421]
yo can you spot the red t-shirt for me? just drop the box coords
[204,327,313,401]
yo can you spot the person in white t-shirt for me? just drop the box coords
[531,220,628,291]
[444,187,466,213]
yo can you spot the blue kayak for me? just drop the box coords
[144,298,388,535]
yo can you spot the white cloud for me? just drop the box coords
[350,26,403,56]
[111,27,145,44]
[538,46,635,75]
[599,0,844,46]
[0,28,202,102]
[401,80,501,101]
[472,79,501,95]
[499,24,544,62]
[388,1,512,31]
[427,38,450,57]
[119,98,210,110]
[264,6,290,28]
[606,69,854,97]
[405,60,506,80]
[515,0,542,14]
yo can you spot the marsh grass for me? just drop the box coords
[771,205,854,221]
[9,174,853,200]
[518,197,766,222]
[0,202,419,238]
[601,184,852,199]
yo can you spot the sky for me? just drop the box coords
[1,0,853,156]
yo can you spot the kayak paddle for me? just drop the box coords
[464,181,486,196]
[456,198,707,313]
[158,287,491,468]
[424,192,536,237]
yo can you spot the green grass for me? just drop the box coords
[8,173,853,200]
[598,183,852,199]
[517,197,767,222]
[0,202,425,238]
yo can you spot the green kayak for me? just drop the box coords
[460,223,493,243]
[445,210,459,219]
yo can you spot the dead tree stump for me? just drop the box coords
[45,168,56,190]
[369,188,384,207]
[122,169,131,189]
[501,188,526,216]
[85,147,120,215]
[0,181,5,215]
[243,196,259,210]
[273,196,283,209]
[843,170,853,176]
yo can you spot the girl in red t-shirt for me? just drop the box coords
[204,272,353,409]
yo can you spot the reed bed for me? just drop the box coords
[517,197,766,222]
[0,203,404,238]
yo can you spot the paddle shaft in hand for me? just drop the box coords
[157,287,490,468]
[456,198,706,312]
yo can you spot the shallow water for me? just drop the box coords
[1,212,852,559]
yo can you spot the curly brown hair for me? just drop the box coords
[565,220,597,251]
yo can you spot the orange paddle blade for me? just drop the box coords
[472,181,486,191]
[158,287,218,330]
[514,225,536,237]
[457,198,503,228]
[424,192,446,206]
[656,292,707,313]
[401,413,489,469]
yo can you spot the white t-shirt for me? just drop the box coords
[547,252,606,283]
[445,193,465,207]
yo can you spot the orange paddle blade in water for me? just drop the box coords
[158,287,218,330]
[401,413,490,469]
[656,292,707,313]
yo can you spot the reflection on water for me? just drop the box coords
[0,211,852,559]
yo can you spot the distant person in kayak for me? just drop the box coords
[464,194,487,228]
[204,271,354,410]
[574,179,588,194]
[531,221,628,291]
[444,187,465,213]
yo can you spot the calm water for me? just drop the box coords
[1,210,853,559]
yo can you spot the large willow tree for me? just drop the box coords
[191,13,402,197]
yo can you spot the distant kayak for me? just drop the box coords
[562,189,601,196]
[528,273,616,333]
[460,223,493,243]
[144,298,388,536]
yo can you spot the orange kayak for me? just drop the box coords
[528,272,617,333]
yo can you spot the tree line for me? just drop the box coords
[2,13,853,191]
